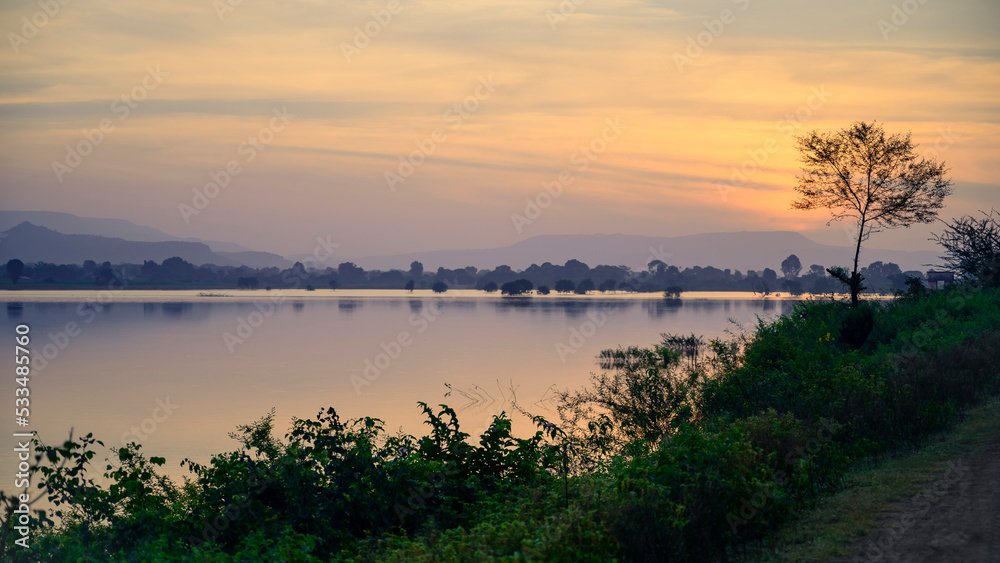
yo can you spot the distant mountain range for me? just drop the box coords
[0,222,290,268]
[0,210,251,253]
[1,211,943,273]
[350,232,943,274]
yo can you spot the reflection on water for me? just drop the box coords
[644,300,682,318]
[338,300,360,313]
[6,302,22,319]
[161,302,193,317]
[0,294,800,484]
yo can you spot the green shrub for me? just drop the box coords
[838,302,876,349]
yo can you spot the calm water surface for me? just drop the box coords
[1,290,800,484]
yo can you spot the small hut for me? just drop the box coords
[925,270,955,290]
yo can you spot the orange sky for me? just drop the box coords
[1,0,997,258]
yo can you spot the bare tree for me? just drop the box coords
[932,209,1000,288]
[792,121,953,306]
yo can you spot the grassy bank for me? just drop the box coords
[741,396,1000,561]
[2,285,998,561]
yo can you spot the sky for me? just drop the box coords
[0,0,997,259]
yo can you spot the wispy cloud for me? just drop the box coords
[0,0,996,255]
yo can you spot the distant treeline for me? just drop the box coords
[2,255,925,295]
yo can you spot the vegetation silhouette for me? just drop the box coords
[792,121,953,306]
[932,208,1000,288]
[1,254,928,298]
[5,259,23,284]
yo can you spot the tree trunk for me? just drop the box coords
[851,220,864,307]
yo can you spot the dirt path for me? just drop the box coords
[841,436,1000,562]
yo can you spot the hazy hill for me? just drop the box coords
[216,251,293,269]
[0,210,251,254]
[352,232,941,273]
[0,222,241,267]
[0,210,941,274]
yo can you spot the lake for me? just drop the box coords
[1,290,801,485]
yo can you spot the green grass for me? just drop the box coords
[741,396,1000,562]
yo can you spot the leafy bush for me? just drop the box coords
[5,403,568,561]
[558,344,701,467]
[839,302,876,349]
